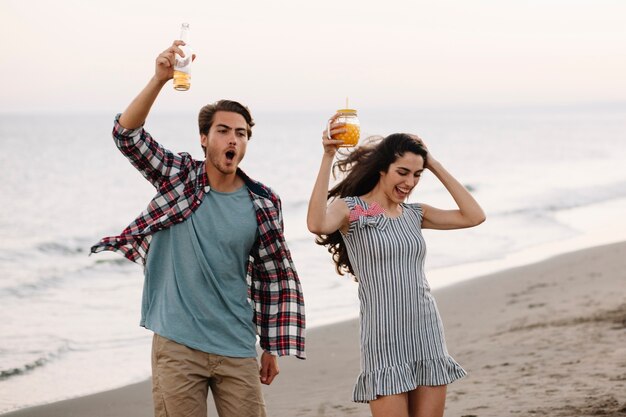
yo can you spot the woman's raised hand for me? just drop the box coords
[408,134,437,168]
[321,113,347,156]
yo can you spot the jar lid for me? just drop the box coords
[337,108,357,114]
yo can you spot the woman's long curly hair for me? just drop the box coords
[316,133,428,277]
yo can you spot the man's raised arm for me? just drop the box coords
[119,40,190,129]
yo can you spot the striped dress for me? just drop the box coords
[341,197,466,403]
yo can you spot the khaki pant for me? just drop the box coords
[151,334,266,417]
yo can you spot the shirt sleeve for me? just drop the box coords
[112,113,187,188]
[249,191,306,359]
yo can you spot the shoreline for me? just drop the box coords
[428,196,626,292]
[3,241,625,416]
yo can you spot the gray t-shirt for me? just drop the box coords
[142,186,258,357]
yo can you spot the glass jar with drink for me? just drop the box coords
[329,108,360,147]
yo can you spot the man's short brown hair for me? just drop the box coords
[198,100,254,153]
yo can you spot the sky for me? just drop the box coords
[0,0,625,114]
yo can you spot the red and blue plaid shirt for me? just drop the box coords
[91,115,305,358]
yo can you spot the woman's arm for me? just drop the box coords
[307,118,350,235]
[421,158,486,230]
[407,134,485,230]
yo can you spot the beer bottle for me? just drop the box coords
[173,23,192,91]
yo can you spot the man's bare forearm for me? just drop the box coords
[118,76,168,129]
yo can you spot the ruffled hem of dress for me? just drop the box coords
[352,356,467,403]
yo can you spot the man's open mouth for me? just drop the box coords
[225,150,236,161]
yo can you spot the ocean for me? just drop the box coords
[1,106,625,413]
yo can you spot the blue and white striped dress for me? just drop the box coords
[341,197,466,403]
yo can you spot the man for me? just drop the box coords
[91,40,305,417]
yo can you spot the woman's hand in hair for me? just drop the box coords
[408,134,438,169]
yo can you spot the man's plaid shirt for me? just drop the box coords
[90,115,305,358]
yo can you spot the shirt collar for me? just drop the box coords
[197,161,271,200]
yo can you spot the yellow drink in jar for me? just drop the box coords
[333,123,360,147]
[331,108,360,147]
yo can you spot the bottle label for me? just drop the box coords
[174,45,192,74]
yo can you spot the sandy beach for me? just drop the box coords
[3,241,625,417]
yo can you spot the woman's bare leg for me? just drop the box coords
[408,385,447,417]
[369,392,410,417]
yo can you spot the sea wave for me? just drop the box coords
[0,337,70,381]
[485,179,626,217]
[37,242,85,255]
[0,249,135,299]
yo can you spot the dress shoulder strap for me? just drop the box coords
[339,196,360,237]
[405,202,424,224]
[343,196,358,210]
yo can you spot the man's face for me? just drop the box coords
[201,111,249,175]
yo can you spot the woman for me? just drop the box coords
[307,115,485,417]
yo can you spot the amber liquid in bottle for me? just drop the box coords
[173,70,190,91]
[173,23,191,91]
